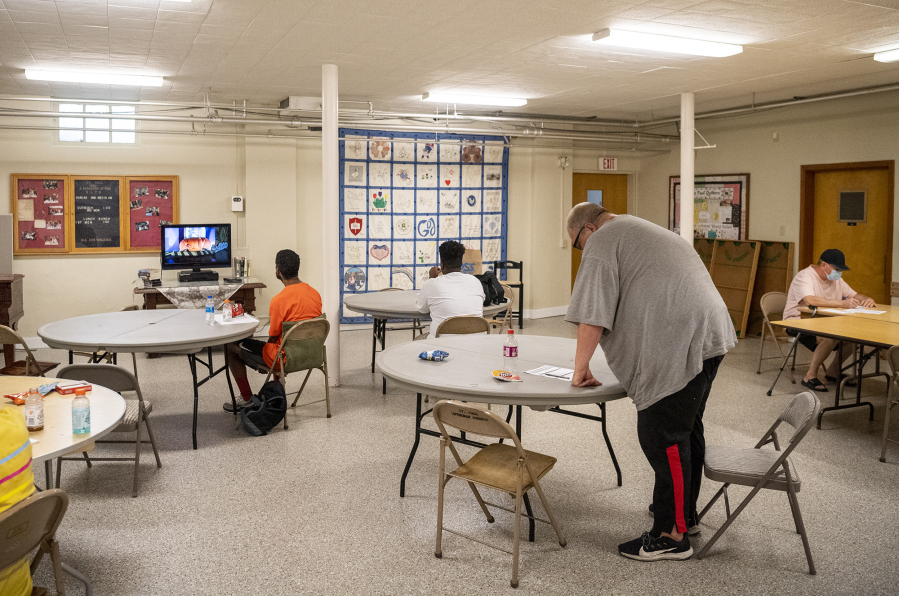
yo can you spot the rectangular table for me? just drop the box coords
[772,316,899,427]
[800,303,899,324]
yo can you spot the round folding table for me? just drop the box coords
[343,289,512,393]
[38,309,259,449]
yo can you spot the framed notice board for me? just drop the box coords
[71,176,125,253]
[125,176,179,252]
[10,174,71,254]
[10,173,179,255]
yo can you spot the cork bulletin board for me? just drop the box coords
[10,174,179,255]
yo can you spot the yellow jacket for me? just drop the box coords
[0,408,35,596]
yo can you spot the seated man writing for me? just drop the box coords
[783,248,876,392]
[416,240,485,337]
[224,249,322,411]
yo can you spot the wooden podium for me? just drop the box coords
[0,274,24,367]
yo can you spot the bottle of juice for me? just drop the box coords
[25,387,43,432]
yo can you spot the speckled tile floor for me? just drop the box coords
[24,317,899,595]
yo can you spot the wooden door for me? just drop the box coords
[572,173,627,289]
[800,161,894,303]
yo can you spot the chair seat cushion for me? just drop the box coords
[0,360,58,376]
[704,444,800,492]
[450,442,556,494]
[116,400,152,432]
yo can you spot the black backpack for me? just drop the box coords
[240,380,287,436]
[474,271,504,307]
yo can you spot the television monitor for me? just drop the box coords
[160,224,231,272]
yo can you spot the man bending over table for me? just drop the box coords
[415,240,485,337]
[224,249,322,411]
[783,248,876,393]
[565,202,736,562]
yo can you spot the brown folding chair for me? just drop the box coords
[696,391,821,574]
[0,488,91,596]
[487,285,514,333]
[55,364,161,498]
[435,315,490,337]
[0,325,57,377]
[881,346,899,462]
[432,400,566,588]
[379,287,424,339]
[246,317,331,428]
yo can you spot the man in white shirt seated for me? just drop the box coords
[783,248,876,392]
[416,240,485,336]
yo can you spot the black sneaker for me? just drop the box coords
[618,532,693,561]
[648,503,701,535]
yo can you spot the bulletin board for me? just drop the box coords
[338,129,509,323]
[124,176,179,252]
[11,174,70,254]
[669,173,749,240]
[10,174,179,254]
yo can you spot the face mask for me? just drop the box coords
[827,269,842,281]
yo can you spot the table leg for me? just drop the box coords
[511,406,535,542]
[817,342,877,429]
[599,403,622,487]
[371,319,378,374]
[518,283,524,330]
[188,354,200,450]
[44,460,52,490]
[400,392,424,498]
[225,345,238,415]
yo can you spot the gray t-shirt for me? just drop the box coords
[566,215,736,410]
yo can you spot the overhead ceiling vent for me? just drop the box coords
[279,96,321,111]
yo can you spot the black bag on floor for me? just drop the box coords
[241,380,287,436]
[474,271,504,306]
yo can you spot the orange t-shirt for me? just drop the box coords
[263,282,323,367]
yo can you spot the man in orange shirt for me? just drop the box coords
[224,249,322,411]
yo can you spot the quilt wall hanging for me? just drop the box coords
[339,129,509,323]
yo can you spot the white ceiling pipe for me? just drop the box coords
[637,82,899,129]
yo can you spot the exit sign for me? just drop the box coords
[598,158,618,171]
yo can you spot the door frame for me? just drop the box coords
[799,160,894,273]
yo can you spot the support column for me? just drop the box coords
[680,92,695,242]
[322,64,340,386]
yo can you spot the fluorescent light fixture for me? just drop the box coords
[592,29,742,58]
[422,92,527,107]
[25,69,164,87]
[874,48,899,63]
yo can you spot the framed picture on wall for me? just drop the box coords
[669,173,750,240]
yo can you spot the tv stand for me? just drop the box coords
[178,269,219,283]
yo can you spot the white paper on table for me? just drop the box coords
[213,313,260,325]
[29,438,39,445]
[525,365,574,381]
[819,307,886,315]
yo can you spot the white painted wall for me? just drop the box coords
[5,90,895,339]
[636,91,899,281]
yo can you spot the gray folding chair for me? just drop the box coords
[0,324,57,377]
[696,391,821,574]
[881,346,899,462]
[55,364,161,498]
[0,488,92,596]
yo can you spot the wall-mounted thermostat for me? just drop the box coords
[231,196,244,212]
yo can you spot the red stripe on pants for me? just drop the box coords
[666,445,687,534]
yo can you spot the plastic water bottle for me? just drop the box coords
[503,329,518,373]
[205,295,215,325]
[223,299,233,323]
[72,388,91,434]
[25,387,43,432]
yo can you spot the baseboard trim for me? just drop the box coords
[523,305,569,320]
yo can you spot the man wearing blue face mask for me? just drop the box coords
[783,248,876,392]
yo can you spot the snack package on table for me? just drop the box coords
[419,350,449,362]
[492,370,522,382]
